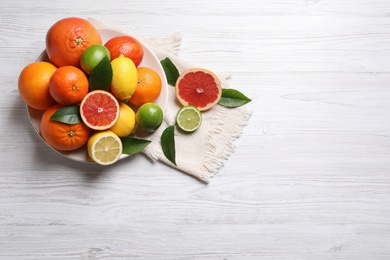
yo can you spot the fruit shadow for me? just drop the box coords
[11,97,109,180]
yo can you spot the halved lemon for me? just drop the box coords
[87,130,122,165]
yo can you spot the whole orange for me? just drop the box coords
[104,35,144,67]
[128,67,162,107]
[46,17,102,67]
[49,66,89,105]
[40,103,92,151]
[18,61,57,110]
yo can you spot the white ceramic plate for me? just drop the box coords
[27,28,168,163]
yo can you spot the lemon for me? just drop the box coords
[87,130,123,165]
[109,102,136,137]
[176,105,202,132]
[110,54,138,101]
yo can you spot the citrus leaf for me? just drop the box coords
[218,88,252,108]
[161,125,176,165]
[160,57,180,86]
[89,55,112,91]
[50,105,81,124]
[121,137,151,155]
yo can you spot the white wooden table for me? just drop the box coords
[1,0,390,259]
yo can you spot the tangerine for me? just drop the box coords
[175,68,222,111]
[49,66,89,105]
[18,61,57,110]
[128,67,162,107]
[104,35,144,67]
[46,17,102,67]
[40,103,92,151]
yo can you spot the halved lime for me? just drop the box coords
[176,105,202,132]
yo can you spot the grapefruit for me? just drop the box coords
[104,35,144,67]
[175,68,222,111]
[80,90,120,130]
[46,17,102,67]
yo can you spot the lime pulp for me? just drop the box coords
[176,106,202,132]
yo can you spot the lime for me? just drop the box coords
[136,102,163,132]
[80,44,111,74]
[176,106,202,132]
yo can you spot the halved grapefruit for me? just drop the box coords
[80,90,120,130]
[175,68,222,111]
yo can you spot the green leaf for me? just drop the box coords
[160,57,180,86]
[161,125,176,165]
[218,88,252,108]
[50,106,81,124]
[89,56,112,91]
[121,137,151,155]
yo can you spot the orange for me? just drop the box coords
[40,103,92,151]
[104,35,144,67]
[80,90,120,130]
[128,67,162,107]
[49,66,89,105]
[175,68,222,111]
[46,17,102,67]
[18,61,57,110]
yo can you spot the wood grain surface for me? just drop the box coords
[1,0,390,259]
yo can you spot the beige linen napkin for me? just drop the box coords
[89,18,252,183]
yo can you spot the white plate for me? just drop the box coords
[27,28,168,163]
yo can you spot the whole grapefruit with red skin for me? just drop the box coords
[104,35,144,67]
[46,17,102,67]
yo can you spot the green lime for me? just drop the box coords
[136,103,163,132]
[80,44,111,74]
[176,105,202,132]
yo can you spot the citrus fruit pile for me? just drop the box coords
[18,17,164,165]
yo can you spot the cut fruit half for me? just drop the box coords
[87,130,123,165]
[176,105,202,132]
[175,68,222,111]
[80,90,120,130]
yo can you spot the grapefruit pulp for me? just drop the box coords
[80,90,120,130]
[175,68,222,111]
